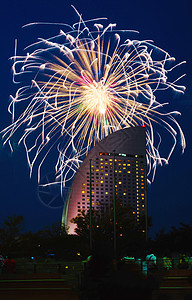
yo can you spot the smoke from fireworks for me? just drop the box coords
[1,7,186,192]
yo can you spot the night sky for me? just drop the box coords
[0,0,191,237]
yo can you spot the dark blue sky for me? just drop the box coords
[0,0,191,237]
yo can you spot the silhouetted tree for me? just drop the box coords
[71,200,150,257]
[0,215,24,254]
[153,223,192,256]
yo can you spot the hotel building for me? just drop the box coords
[62,126,147,234]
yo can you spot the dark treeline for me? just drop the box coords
[0,215,84,260]
[0,213,192,260]
[149,223,192,257]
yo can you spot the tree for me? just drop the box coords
[71,200,149,257]
[153,223,192,257]
[38,222,68,239]
[0,215,24,254]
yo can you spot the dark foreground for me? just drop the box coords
[0,264,192,300]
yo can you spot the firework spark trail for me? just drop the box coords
[1,8,186,190]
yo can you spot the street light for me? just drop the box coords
[89,159,93,253]
[113,150,117,259]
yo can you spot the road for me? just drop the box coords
[0,270,192,300]
[0,274,79,300]
[152,272,192,300]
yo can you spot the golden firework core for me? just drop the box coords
[81,80,111,115]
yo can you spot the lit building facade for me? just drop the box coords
[62,126,147,234]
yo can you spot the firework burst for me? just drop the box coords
[1,7,186,189]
